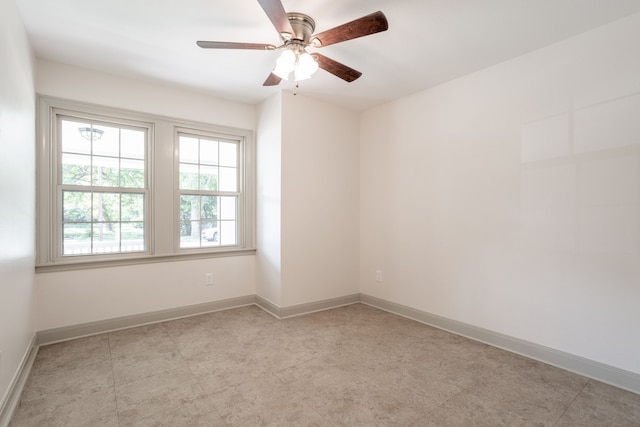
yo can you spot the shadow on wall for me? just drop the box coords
[520,92,640,255]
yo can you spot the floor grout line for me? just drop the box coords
[551,378,590,426]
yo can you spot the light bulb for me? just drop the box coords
[273,49,295,79]
[294,52,319,81]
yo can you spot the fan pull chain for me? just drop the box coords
[293,82,299,96]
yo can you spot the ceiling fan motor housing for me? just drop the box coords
[285,13,315,44]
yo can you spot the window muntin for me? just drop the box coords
[58,116,148,257]
[178,133,239,249]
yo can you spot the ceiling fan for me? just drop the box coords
[197,0,388,87]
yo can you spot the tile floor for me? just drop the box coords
[9,303,640,426]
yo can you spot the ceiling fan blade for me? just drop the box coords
[311,11,388,47]
[257,0,294,37]
[313,53,362,82]
[263,73,282,86]
[197,41,276,50]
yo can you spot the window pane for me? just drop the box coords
[200,165,218,191]
[201,220,219,247]
[121,222,144,252]
[219,142,237,167]
[121,194,144,221]
[62,153,91,185]
[180,229,199,248]
[121,129,145,159]
[219,166,237,192]
[93,156,120,187]
[61,119,91,154]
[179,195,201,244]
[92,125,119,157]
[220,221,237,245]
[180,136,199,164]
[93,193,120,223]
[63,223,91,255]
[92,223,120,253]
[201,195,218,219]
[220,196,236,221]
[121,159,145,188]
[63,191,91,223]
[179,163,199,190]
[200,139,218,165]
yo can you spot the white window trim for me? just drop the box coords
[36,95,256,272]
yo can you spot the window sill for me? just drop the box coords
[35,248,257,273]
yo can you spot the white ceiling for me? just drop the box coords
[16,0,640,111]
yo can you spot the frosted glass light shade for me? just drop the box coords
[273,49,295,79]
[294,52,319,81]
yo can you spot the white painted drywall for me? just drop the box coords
[35,257,255,330]
[255,92,283,306]
[280,94,360,307]
[0,0,36,407]
[36,59,255,130]
[34,60,257,330]
[360,13,640,374]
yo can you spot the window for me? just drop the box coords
[37,96,255,270]
[59,117,148,256]
[177,133,240,249]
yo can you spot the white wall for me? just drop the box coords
[35,60,257,330]
[255,92,360,309]
[0,0,36,407]
[36,60,255,130]
[280,94,360,306]
[360,12,640,375]
[36,257,254,330]
[255,93,283,306]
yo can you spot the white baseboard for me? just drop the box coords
[37,295,256,345]
[0,334,38,427]
[360,293,640,396]
[255,294,360,319]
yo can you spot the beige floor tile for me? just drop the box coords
[12,304,640,426]
[555,380,640,426]
[115,367,206,424]
[29,334,110,377]
[20,357,114,403]
[108,323,175,358]
[10,387,118,427]
[112,345,189,385]
[212,305,279,329]
[243,334,325,373]
[208,374,325,426]
[190,345,269,394]
[415,397,533,427]
[291,365,422,426]
[165,318,233,347]
[124,396,228,427]
[174,329,239,363]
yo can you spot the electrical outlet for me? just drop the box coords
[204,273,213,286]
[375,270,382,282]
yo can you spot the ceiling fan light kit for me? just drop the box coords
[272,46,319,81]
[196,0,388,90]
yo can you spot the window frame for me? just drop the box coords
[36,95,256,272]
[55,114,152,260]
[174,127,245,252]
